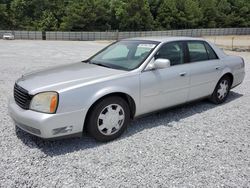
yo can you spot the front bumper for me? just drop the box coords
[3,37,14,40]
[8,97,86,139]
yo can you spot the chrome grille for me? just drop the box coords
[14,84,32,109]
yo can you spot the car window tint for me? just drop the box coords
[187,42,208,62]
[156,42,184,66]
[102,44,129,59]
[204,42,218,60]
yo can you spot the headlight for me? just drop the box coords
[30,92,58,113]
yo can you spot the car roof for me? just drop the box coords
[123,36,205,43]
[123,36,227,59]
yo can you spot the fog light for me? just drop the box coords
[52,126,73,135]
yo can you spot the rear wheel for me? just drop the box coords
[86,96,130,142]
[210,76,232,104]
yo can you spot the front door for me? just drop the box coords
[139,41,190,115]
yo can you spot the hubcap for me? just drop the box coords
[217,80,229,100]
[97,104,125,136]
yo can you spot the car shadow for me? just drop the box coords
[15,91,243,156]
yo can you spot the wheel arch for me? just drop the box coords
[210,72,234,104]
[220,72,234,87]
[83,92,136,131]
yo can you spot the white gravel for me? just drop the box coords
[0,40,249,187]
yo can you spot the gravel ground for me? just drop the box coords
[0,40,249,187]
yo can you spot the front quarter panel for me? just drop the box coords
[56,72,140,116]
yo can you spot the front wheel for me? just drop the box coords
[210,76,232,104]
[86,96,130,142]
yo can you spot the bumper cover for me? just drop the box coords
[8,98,86,138]
[232,70,245,88]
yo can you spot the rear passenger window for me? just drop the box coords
[155,42,184,66]
[204,42,218,60]
[187,42,208,62]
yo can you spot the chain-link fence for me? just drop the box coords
[1,28,250,41]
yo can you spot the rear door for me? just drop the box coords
[185,41,223,101]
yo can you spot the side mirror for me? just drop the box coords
[153,58,171,70]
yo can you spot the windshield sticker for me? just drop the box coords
[138,44,156,49]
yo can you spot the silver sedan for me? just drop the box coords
[8,37,245,141]
[3,33,15,40]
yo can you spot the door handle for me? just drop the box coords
[215,66,221,70]
[179,72,187,77]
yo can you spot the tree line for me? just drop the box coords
[0,0,250,31]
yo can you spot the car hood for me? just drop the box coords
[17,62,126,94]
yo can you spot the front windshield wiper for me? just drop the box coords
[81,60,112,68]
[82,60,89,63]
[85,60,129,71]
[91,62,113,69]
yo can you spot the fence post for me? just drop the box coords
[42,31,46,40]
[231,37,235,51]
[116,30,119,40]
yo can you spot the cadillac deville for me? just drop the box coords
[8,37,245,141]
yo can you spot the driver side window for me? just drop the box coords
[155,42,184,66]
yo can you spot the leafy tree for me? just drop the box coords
[9,0,66,30]
[148,0,163,19]
[0,3,11,29]
[111,0,154,31]
[60,0,111,31]
[156,0,178,29]
[177,0,203,28]
[227,0,250,27]
[199,0,218,28]
[0,0,249,31]
[216,0,231,27]
[10,0,32,29]
[37,11,58,31]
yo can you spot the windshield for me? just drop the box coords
[89,40,159,71]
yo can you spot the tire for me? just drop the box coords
[210,76,232,104]
[86,96,130,142]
